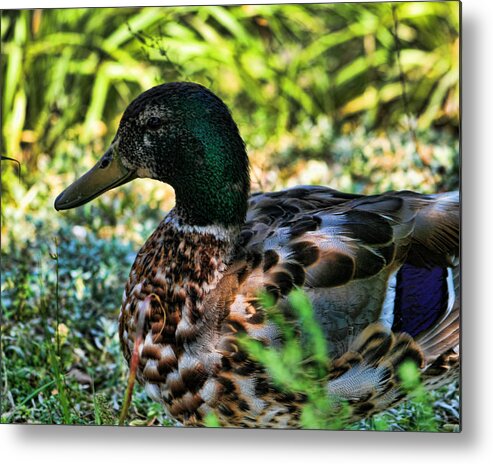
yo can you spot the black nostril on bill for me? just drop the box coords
[100,158,110,169]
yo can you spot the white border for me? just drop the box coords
[3,1,493,463]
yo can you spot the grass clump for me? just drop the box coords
[240,289,350,430]
[240,288,458,432]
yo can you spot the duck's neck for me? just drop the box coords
[170,128,250,228]
[164,209,241,245]
[172,172,250,228]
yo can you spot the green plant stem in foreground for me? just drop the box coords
[47,347,72,424]
[240,289,449,431]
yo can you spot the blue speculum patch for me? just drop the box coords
[392,264,449,337]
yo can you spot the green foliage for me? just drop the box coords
[93,392,117,425]
[397,361,438,431]
[203,412,221,428]
[1,4,459,191]
[47,345,72,424]
[0,223,172,426]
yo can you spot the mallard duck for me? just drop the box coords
[55,82,459,428]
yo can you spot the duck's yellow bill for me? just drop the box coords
[54,141,137,211]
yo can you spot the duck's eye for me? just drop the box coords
[147,116,162,130]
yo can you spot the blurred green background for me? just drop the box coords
[1,2,460,428]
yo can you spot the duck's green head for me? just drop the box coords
[54,82,250,227]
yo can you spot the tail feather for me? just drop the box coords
[406,191,460,268]
[328,313,459,420]
[327,324,424,418]
[417,300,460,388]
[422,349,459,388]
[417,303,460,360]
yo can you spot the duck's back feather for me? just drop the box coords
[228,186,459,357]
